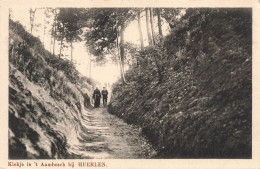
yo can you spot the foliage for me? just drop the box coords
[123,42,140,65]
[83,8,139,59]
[56,8,83,43]
[108,8,252,158]
[9,18,96,159]
[160,8,184,28]
[9,19,88,92]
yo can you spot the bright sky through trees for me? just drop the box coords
[10,7,170,85]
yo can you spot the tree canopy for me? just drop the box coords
[83,8,139,58]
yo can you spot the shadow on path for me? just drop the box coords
[72,107,157,159]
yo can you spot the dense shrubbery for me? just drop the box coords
[9,19,95,158]
[108,8,252,158]
[9,19,94,103]
[45,56,80,84]
[9,20,82,85]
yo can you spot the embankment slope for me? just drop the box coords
[9,20,93,159]
[108,8,252,158]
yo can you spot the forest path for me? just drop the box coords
[75,107,156,159]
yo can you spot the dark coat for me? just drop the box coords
[102,89,108,98]
[93,89,101,99]
[93,89,101,108]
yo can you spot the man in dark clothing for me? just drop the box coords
[93,87,101,108]
[101,87,108,106]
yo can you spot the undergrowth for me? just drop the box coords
[108,8,252,158]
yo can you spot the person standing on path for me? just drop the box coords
[101,87,108,106]
[93,87,101,108]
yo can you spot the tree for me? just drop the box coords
[115,9,137,84]
[41,8,53,48]
[84,9,118,58]
[137,10,144,49]
[83,8,138,84]
[157,8,163,41]
[29,8,37,34]
[161,8,183,29]
[119,24,126,81]
[149,8,155,45]
[145,8,152,46]
[56,8,83,62]
[56,21,65,58]
[47,8,59,55]
[52,9,57,55]
[54,8,141,83]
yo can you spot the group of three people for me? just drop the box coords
[92,87,108,108]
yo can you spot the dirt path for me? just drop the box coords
[73,107,157,159]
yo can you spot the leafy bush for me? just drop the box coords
[9,19,82,85]
[9,19,95,110]
[45,56,80,84]
[109,8,252,158]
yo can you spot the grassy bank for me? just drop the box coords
[108,8,252,158]
[9,19,94,159]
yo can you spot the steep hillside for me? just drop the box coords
[9,20,94,159]
[108,8,252,158]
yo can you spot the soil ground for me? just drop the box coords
[76,107,157,159]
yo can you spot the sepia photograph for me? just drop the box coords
[1,0,259,168]
[8,7,252,159]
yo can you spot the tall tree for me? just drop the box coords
[115,9,135,84]
[43,12,46,47]
[42,8,52,47]
[52,21,56,55]
[51,8,58,55]
[50,23,54,52]
[29,8,37,34]
[84,8,137,84]
[137,11,144,49]
[145,8,152,46]
[161,8,182,29]
[149,8,155,45]
[56,21,65,58]
[59,38,63,58]
[157,8,163,41]
[119,24,126,81]
[57,8,83,62]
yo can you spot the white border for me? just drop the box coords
[0,0,259,169]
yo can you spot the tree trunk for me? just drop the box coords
[52,9,57,55]
[59,37,63,59]
[29,9,36,34]
[155,58,163,85]
[52,22,56,55]
[157,8,163,41]
[70,41,73,62]
[120,25,125,80]
[119,25,128,84]
[53,34,55,55]
[137,11,144,49]
[149,8,155,45]
[145,8,152,46]
[50,25,53,52]
[43,10,49,47]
